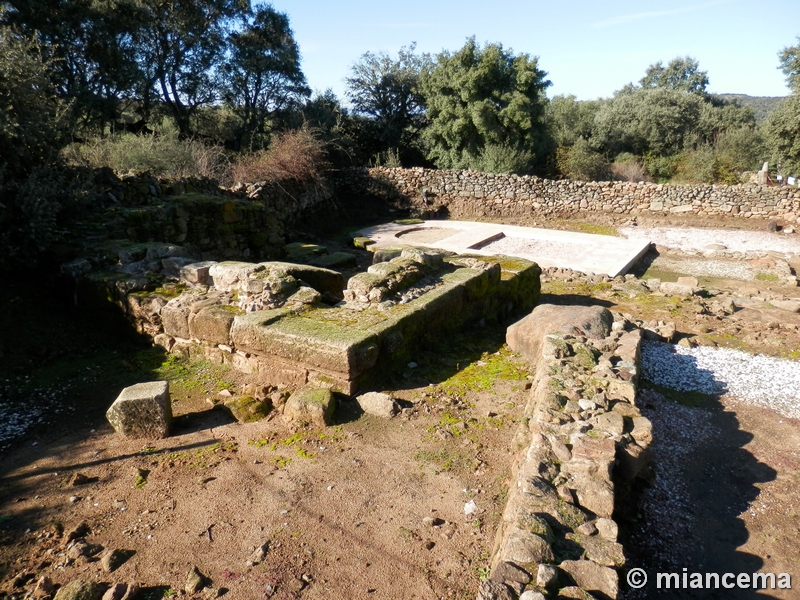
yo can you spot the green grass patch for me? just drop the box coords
[567,222,620,237]
[433,346,527,396]
[755,272,779,282]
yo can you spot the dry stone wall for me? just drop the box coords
[81,170,333,262]
[354,167,800,225]
[478,304,651,600]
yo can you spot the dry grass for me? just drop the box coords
[612,159,652,182]
[231,128,328,185]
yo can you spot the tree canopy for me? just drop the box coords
[778,37,800,94]
[419,37,551,173]
[639,56,709,96]
[345,44,430,162]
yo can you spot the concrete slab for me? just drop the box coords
[356,221,652,277]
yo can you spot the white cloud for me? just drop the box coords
[591,0,734,28]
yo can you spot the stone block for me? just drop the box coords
[507,304,612,364]
[659,281,695,297]
[180,261,217,285]
[161,293,203,339]
[500,529,554,567]
[188,305,238,345]
[559,560,618,599]
[355,392,398,418]
[283,388,336,427]
[161,257,198,279]
[231,310,379,379]
[106,381,172,439]
[208,262,265,292]
[263,262,344,298]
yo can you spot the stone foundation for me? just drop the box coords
[479,305,651,599]
[75,244,541,395]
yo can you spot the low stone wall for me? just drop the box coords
[347,167,800,224]
[80,171,333,262]
[478,305,652,600]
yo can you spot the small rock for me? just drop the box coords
[102,583,127,600]
[595,518,618,541]
[53,580,103,600]
[464,499,478,515]
[490,561,532,585]
[65,521,91,543]
[355,392,399,418]
[476,580,514,600]
[576,521,598,536]
[557,486,576,504]
[101,549,133,573]
[31,576,54,599]
[536,564,559,589]
[283,388,336,427]
[519,592,546,600]
[185,566,207,594]
[247,542,270,566]
[422,516,444,528]
[559,560,618,598]
[71,473,93,486]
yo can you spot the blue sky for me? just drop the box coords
[268,0,800,103]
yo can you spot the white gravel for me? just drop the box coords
[641,340,800,419]
[476,237,581,262]
[620,226,800,256]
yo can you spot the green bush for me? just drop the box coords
[469,143,534,174]
[557,139,612,181]
[644,154,680,181]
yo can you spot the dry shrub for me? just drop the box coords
[231,128,328,184]
[63,131,229,182]
[612,159,651,182]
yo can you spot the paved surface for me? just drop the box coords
[357,220,652,276]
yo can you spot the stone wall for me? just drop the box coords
[350,167,800,224]
[79,171,333,262]
[477,305,652,600]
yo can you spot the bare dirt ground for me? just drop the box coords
[1,204,800,600]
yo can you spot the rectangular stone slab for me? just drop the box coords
[230,310,380,379]
[357,220,651,277]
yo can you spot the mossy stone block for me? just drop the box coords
[310,251,358,269]
[231,311,379,378]
[352,237,375,249]
[188,304,239,346]
[224,395,272,423]
[261,262,344,298]
[284,388,336,427]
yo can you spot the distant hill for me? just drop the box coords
[716,94,787,123]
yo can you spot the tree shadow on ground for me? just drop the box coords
[618,345,778,600]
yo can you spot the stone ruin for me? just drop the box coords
[64,231,658,600]
[68,240,541,395]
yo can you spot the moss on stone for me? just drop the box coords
[224,395,272,423]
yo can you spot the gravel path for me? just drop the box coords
[648,256,757,280]
[641,341,800,418]
[620,226,800,256]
